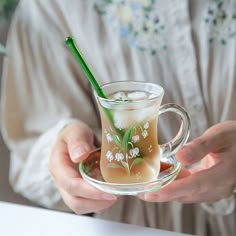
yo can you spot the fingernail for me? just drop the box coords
[71,146,89,160]
[102,194,117,200]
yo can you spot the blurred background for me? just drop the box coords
[0,0,34,206]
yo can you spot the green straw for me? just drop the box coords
[65,37,141,159]
[65,36,115,125]
[65,37,107,99]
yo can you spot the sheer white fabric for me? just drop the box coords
[1,0,235,235]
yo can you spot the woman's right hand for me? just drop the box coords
[49,121,117,214]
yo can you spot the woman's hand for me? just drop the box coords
[49,122,117,214]
[140,121,236,203]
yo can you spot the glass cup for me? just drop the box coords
[94,81,190,184]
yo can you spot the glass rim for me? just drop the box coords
[94,81,164,105]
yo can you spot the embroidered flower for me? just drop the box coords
[148,145,153,152]
[204,0,236,45]
[131,135,140,143]
[115,152,125,161]
[117,4,133,24]
[136,171,141,180]
[129,147,140,158]
[142,129,148,138]
[106,151,114,162]
[144,122,149,129]
[94,0,167,54]
[106,132,113,143]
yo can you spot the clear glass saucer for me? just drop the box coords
[79,148,181,195]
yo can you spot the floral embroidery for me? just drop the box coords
[204,0,236,45]
[148,145,153,152]
[144,122,149,129]
[104,121,151,175]
[136,172,141,180]
[106,150,114,162]
[142,129,148,138]
[131,134,140,143]
[115,152,125,161]
[129,147,140,158]
[105,130,113,142]
[94,0,167,54]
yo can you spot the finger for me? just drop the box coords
[138,167,191,201]
[142,162,230,203]
[176,122,236,165]
[51,142,117,201]
[174,184,234,203]
[69,141,92,163]
[176,167,191,179]
[60,188,117,215]
[63,122,95,163]
[49,139,78,178]
[59,174,117,201]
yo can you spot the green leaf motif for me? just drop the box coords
[121,161,130,175]
[94,4,106,15]
[130,158,143,170]
[0,0,18,19]
[104,0,113,3]
[108,163,122,169]
[85,164,93,174]
[143,6,152,12]
[132,158,143,166]
[122,126,135,152]
[113,134,121,146]
[128,141,134,148]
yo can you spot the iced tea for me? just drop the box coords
[98,90,161,184]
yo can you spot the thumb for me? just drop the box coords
[63,122,95,163]
[176,131,221,166]
[177,122,236,165]
[176,167,191,179]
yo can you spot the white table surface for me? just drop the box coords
[0,201,192,236]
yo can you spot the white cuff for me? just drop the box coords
[15,118,79,209]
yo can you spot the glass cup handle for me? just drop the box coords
[159,103,190,158]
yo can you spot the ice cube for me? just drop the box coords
[113,110,136,129]
[113,107,156,129]
[112,92,128,101]
[127,92,147,101]
[148,93,158,99]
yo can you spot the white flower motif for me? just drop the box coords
[117,5,133,24]
[132,135,140,143]
[144,122,149,129]
[115,152,124,162]
[148,145,153,152]
[142,129,148,138]
[106,133,113,143]
[130,147,140,158]
[136,172,141,180]
[106,151,114,162]
[94,0,167,54]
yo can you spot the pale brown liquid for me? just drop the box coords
[100,105,160,184]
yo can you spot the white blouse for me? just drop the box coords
[1,0,236,235]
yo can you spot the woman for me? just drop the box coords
[1,0,236,235]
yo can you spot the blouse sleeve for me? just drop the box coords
[0,0,100,210]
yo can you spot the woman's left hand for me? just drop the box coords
[139,120,236,203]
